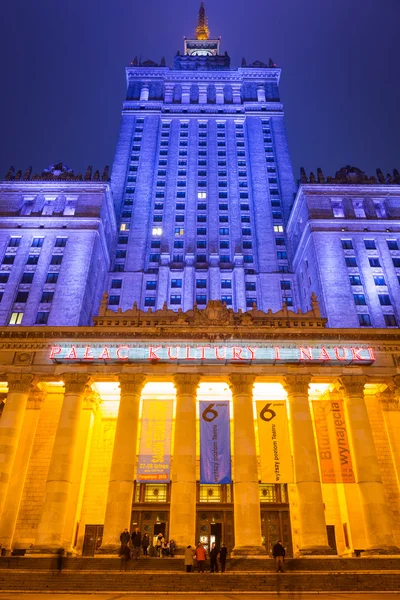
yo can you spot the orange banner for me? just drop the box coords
[312,400,355,484]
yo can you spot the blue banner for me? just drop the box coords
[200,401,231,484]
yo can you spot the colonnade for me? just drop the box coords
[0,371,399,555]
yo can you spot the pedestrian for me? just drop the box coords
[209,542,219,573]
[56,547,65,572]
[120,528,130,552]
[194,542,207,573]
[142,533,150,556]
[169,539,176,557]
[162,539,170,557]
[120,543,131,571]
[184,545,194,572]
[155,533,164,557]
[272,540,285,572]
[219,542,227,573]
[131,528,142,560]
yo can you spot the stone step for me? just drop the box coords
[1,571,400,592]
[2,555,400,572]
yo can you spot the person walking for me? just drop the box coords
[219,542,227,573]
[142,533,150,556]
[120,543,131,571]
[195,542,207,573]
[56,547,65,572]
[184,545,194,572]
[131,528,142,560]
[209,542,219,573]
[272,540,285,572]
[120,528,130,552]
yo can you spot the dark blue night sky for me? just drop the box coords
[0,0,399,180]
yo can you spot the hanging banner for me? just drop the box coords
[200,401,231,484]
[312,400,355,483]
[137,399,173,482]
[313,401,336,483]
[256,401,293,483]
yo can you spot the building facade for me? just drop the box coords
[0,4,400,559]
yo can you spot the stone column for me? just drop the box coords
[100,373,146,553]
[0,373,34,520]
[282,375,333,554]
[0,385,44,552]
[164,83,174,103]
[339,375,399,553]
[169,374,200,551]
[216,85,225,104]
[199,84,208,104]
[229,374,265,555]
[257,84,266,103]
[181,83,191,104]
[140,82,150,101]
[380,377,400,490]
[33,373,90,552]
[63,389,100,551]
[232,84,242,104]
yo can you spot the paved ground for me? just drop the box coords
[1,594,400,599]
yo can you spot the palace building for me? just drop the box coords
[0,3,400,558]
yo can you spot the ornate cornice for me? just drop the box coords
[228,373,256,396]
[118,373,147,396]
[94,297,327,330]
[6,373,35,394]
[173,373,201,396]
[27,386,46,409]
[61,373,91,395]
[337,375,368,398]
[282,375,311,397]
[83,389,101,412]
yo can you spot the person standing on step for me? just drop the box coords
[272,540,285,572]
[120,528,130,553]
[142,533,150,556]
[219,542,227,573]
[156,533,164,557]
[131,528,142,560]
[195,542,207,573]
[209,542,219,573]
[169,539,176,557]
[184,545,194,572]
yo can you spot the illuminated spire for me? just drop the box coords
[196,2,210,40]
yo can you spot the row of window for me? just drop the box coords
[358,313,397,327]
[345,256,400,269]
[9,311,50,325]
[6,237,67,249]
[342,239,399,251]
[333,198,387,219]
[0,272,59,285]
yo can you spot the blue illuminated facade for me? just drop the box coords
[0,12,399,328]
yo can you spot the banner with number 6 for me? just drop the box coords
[200,401,232,484]
[256,401,293,483]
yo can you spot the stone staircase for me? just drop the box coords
[0,556,400,592]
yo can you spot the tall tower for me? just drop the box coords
[109,3,296,314]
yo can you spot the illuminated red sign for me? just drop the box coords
[48,343,376,364]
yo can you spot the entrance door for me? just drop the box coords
[82,525,104,557]
[210,522,222,550]
[261,511,293,556]
[326,525,337,554]
[154,522,166,536]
